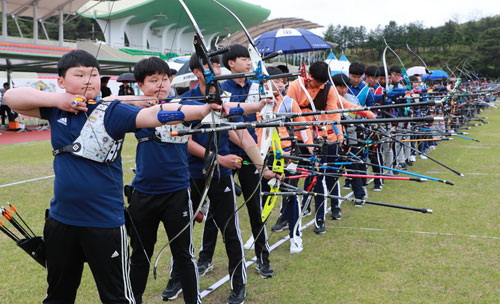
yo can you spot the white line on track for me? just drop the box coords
[0,159,135,188]
[0,175,54,188]
[334,226,500,240]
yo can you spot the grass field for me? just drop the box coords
[0,104,499,303]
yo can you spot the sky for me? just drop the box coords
[246,0,500,35]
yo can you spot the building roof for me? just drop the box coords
[0,46,136,75]
[4,0,89,19]
[218,18,323,47]
[79,0,270,35]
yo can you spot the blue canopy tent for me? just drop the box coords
[422,70,449,81]
[326,51,337,60]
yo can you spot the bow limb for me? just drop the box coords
[261,129,284,222]
[406,43,430,75]
[153,0,222,277]
[211,0,277,160]
[383,39,411,91]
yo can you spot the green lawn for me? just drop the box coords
[0,105,499,303]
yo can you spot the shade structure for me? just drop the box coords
[422,70,449,81]
[167,56,191,72]
[407,66,429,76]
[326,52,350,76]
[254,28,331,56]
[117,72,136,83]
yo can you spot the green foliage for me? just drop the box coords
[323,15,500,77]
[0,13,104,41]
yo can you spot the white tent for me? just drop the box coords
[326,52,350,76]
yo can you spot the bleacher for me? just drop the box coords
[118,48,175,60]
[0,42,74,56]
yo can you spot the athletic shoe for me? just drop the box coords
[302,210,312,217]
[243,236,254,250]
[398,163,408,170]
[373,184,382,192]
[393,166,400,175]
[342,181,351,190]
[290,237,303,254]
[406,159,414,166]
[330,208,341,220]
[410,155,416,162]
[255,262,274,279]
[162,279,182,301]
[313,220,326,234]
[355,199,365,207]
[362,186,368,198]
[271,217,288,232]
[420,154,428,160]
[227,285,245,304]
[197,260,213,276]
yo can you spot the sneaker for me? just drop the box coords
[227,285,245,304]
[406,159,414,166]
[162,279,182,301]
[410,155,416,162]
[330,208,341,220]
[244,236,254,250]
[271,217,288,232]
[302,209,312,217]
[398,163,408,170]
[342,181,351,190]
[197,260,213,276]
[420,154,428,160]
[362,186,368,199]
[429,145,436,151]
[392,167,400,175]
[255,262,274,278]
[373,184,382,192]
[313,220,326,234]
[290,237,303,254]
[355,199,365,207]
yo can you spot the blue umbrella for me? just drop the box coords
[422,70,449,81]
[255,28,331,55]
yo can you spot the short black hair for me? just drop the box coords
[222,44,250,69]
[389,65,402,74]
[349,62,365,76]
[189,53,219,73]
[3,82,8,87]
[332,73,351,87]
[134,57,170,83]
[267,66,282,76]
[365,65,378,77]
[309,61,329,83]
[276,64,289,74]
[169,68,177,76]
[377,66,386,77]
[57,50,100,77]
[409,75,419,82]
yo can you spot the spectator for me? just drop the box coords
[100,76,111,98]
[118,81,135,95]
[0,82,15,128]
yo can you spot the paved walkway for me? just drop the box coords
[0,128,51,145]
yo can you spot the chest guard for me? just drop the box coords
[52,102,123,163]
[356,86,370,106]
[138,123,190,144]
[278,96,294,113]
